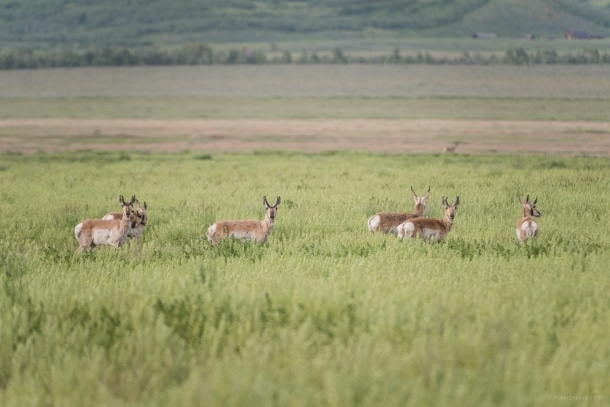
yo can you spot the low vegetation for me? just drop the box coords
[0,151,608,406]
[2,43,610,69]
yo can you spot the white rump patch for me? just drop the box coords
[397,221,415,240]
[368,215,380,232]
[74,222,83,238]
[518,221,538,241]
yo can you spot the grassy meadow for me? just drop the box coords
[0,151,608,406]
[1,65,609,406]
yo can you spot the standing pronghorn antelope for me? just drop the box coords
[397,196,460,242]
[74,195,136,251]
[443,142,460,153]
[207,196,281,245]
[368,186,430,235]
[516,195,541,242]
[103,199,148,241]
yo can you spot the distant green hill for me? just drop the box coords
[1,0,609,48]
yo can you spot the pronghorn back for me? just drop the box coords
[368,186,430,234]
[516,195,541,242]
[207,196,281,245]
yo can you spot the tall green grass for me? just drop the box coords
[0,151,608,406]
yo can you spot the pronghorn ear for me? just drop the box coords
[143,202,147,210]
[119,195,125,204]
[533,196,538,205]
[130,195,136,204]
[135,199,141,207]
[442,197,447,207]
[525,194,530,203]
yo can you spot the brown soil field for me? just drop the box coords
[1,118,610,156]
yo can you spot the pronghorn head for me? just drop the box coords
[519,195,541,217]
[411,186,431,214]
[135,199,148,226]
[442,196,460,223]
[263,196,281,221]
[119,195,136,219]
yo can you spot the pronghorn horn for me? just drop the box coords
[455,196,460,206]
[263,196,270,207]
[119,195,125,204]
[143,202,147,210]
[533,196,538,205]
[410,186,416,195]
[442,196,447,206]
[525,194,530,203]
[130,195,136,204]
[274,196,281,207]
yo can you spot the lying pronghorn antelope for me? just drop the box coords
[516,195,541,242]
[74,195,135,251]
[397,196,460,242]
[207,196,281,245]
[103,199,148,241]
[368,186,430,235]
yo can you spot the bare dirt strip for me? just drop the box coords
[1,119,609,156]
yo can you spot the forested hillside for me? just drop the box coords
[1,0,609,48]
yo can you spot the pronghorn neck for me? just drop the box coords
[120,208,132,234]
[411,186,430,217]
[262,212,276,233]
[519,195,540,220]
[118,195,135,235]
[262,216,275,235]
[414,201,425,216]
[261,196,280,235]
[440,196,459,233]
[442,213,454,231]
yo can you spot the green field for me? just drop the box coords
[1,64,609,406]
[0,151,608,406]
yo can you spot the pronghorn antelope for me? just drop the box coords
[367,186,430,235]
[74,195,136,251]
[103,199,148,241]
[516,195,541,242]
[443,142,460,153]
[397,196,460,242]
[207,196,281,245]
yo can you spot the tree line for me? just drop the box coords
[1,43,609,69]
